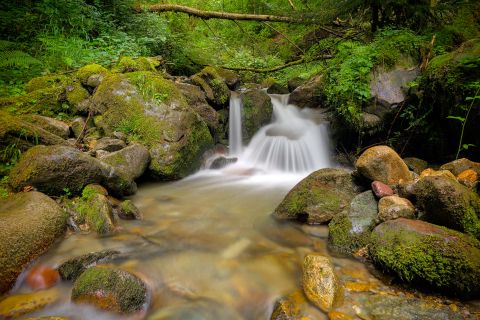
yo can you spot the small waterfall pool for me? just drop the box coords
[12,93,479,319]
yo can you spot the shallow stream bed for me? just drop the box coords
[14,171,480,319]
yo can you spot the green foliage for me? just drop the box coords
[325,41,376,127]
[447,81,480,159]
[0,176,9,199]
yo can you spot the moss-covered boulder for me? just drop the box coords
[93,72,213,179]
[288,75,325,109]
[273,168,363,224]
[191,66,231,109]
[413,175,480,238]
[57,249,120,281]
[100,143,150,181]
[71,266,147,313]
[241,89,273,143]
[355,145,412,184]
[76,63,109,87]
[0,192,67,293]
[25,74,69,93]
[176,82,220,132]
[70,185,115,235]
[116,199,141,220]
[0,111,69,162]
[112,56,160,73]
[65,81,90,113]
[403,157,428,175]
[21,115,70,139]
[9,145,136,197]
[369,218,480,297]
[328,191,378,255]
[0,84,66,116]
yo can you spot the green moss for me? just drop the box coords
[126,71,186,107]
[25,74,69,93]
[191,67,230,107]
[76,64,109,85]
[112,56,158,73]
[0,86,65,116]
[66,81,90,108]
[72,267,146,313]
[76,195,112,235]
[328,212,371,255]
[369,221,480,297]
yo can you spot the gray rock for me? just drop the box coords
[22,115,70,139]
[370,67,418,108]
[209,156,237,169]
[176,82,220,131]
[9,145,136,197]
[328,191,378,255]
[93,137,126,152]
[440,158,480,176]
[403,157,428,175]
[101,144,150,181]
[0,192,67,293]
[288,75,325,108]
[241,89,273,143]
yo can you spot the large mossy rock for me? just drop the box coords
[9,145,136,197]
[176,82,220,132]
[112,56,161,73]
[71,266,147,313]
[328,191,378,255]
[21,115,70,139]
[355,145,412,184]
[241,89,273,144]
[413,175,480,238]
[0,111,69,157]
[191,66,232,109]
[93,72,213,179]
[0,192,67,293]
[76,63,110,87]
[288,75,325,109]
[100,144,150,181]
[274,168,363,224]
[369,218,480,297]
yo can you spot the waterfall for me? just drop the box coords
[226,92,332,174]
[241,94,331,173]
[228,92,243,156]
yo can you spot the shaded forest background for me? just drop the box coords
[1,0,480,161]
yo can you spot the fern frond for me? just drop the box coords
[0,50,42,68]
[0,40,16,51]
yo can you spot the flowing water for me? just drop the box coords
[10,94,480,319]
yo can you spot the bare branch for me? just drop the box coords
[217,55,332,73]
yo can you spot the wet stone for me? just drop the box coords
[371,181,394,198]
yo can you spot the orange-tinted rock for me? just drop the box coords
[419,168,456,180]
[371,181,394,198]
[26,265,60,290]
[457,169,478,189]
[355,146,412,185]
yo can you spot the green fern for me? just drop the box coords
[0,50,42,68]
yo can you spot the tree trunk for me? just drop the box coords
[371,1,379,32]
[136,4,310,23]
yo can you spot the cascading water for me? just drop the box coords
[228,92,243,156]
[229,92,332,173]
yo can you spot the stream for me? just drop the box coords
[11,93,480,319]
